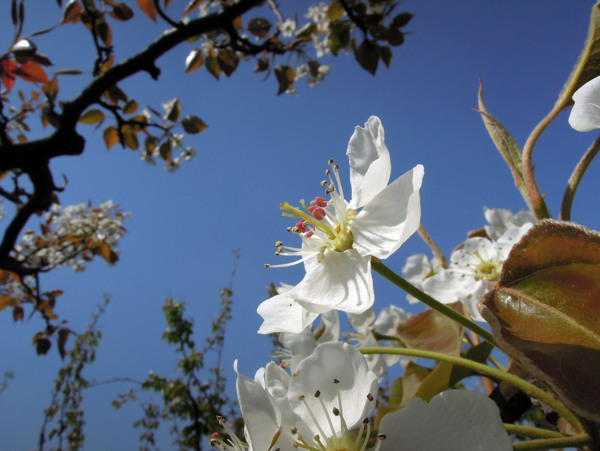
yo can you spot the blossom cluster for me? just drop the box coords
[211,116,531,449]
[13,201,131,272]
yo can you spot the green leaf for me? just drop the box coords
[481,220,600,423]
[327,0,345,22]
[329,20,351,55]
[181,115,207,134]
[354,39,379,75]
[555,1,600,112]
[391,12,413,29]
[248,17,272,39]
[477,80,531,210]
[159,140,172,161]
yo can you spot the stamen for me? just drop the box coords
[299,395,328,440]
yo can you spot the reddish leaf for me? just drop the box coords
[396,309,462,356]
[206,53,220,80]
[481,220,600,423]
[137,0,157,22]
[1,59,18,91]
[16,60,49,83]
[0,294,12,312]
[110,2,134,20]
[217,48,239,77]
[62,0,82,23]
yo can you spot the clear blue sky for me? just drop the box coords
[0,1,598,449]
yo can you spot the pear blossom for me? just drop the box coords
[212,343,511,450]
[483,206,536,241]
[422,223,532,321]
[568,75,600,131]
[258,116,424,334]
[378,390,512,451]
[402,253,444,303]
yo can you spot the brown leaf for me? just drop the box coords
[481,219,600,422]
[396,309,462,355]
[103,125,119,149]
[185,49,203,73]
[137,0,157,22]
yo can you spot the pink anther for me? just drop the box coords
[313,196,328,207]
[308,206,326,220]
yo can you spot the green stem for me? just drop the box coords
[359,346,582,431]
[371,260,495,345]
[560,133,600,220]
[504,424,566,439]
[512,435,591,450]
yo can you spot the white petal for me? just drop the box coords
[288,342,378,434]
[421,268,470,303]
[235,361,285,450]
[292,249,374,314]
[570,75,600,132]
[279,329,317,373]
[379,390,512,451]
[402,254,432,283]
[351,165,423,259]
[347,116,392,209]
[257,292,318,334]
[347,307,376,336]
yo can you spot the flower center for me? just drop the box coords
[291,381,384,451]
[266,160,357,269]
[475,260,501,282]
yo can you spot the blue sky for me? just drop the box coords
[0,1,598,449]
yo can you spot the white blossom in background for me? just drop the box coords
[278,19,296,37]
[212,343,512,450]
[568,75,600,132]
[13,201,131,272]
[258,116,424,334]
[484,207,536,241]
[422,223,533,321]
[402,253,444,303]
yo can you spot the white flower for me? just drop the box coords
[378,390,512,451]
[569,75,600,131]
[214,345,511,450]
[484,207,536,241]
[214,342,380,451]
[422,223,532,321]
[278,19,296,38]
[258,116,424,334]
[402,253,443,303]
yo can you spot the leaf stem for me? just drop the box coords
[512,434,591,450]
[371,259,495,345]
[522,105,561,220]
[359,346,582,431]
[503,424,567,439]
[560,133,600,220]
[417,223,447,267]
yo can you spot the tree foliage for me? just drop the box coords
[0,0,412,354]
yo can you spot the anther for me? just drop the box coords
[314,390,321,398]
[367,393,374,401]
[333,379,340,384]
[328,158,335,165]
[275,241,283,247]
[332,407,340,416]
